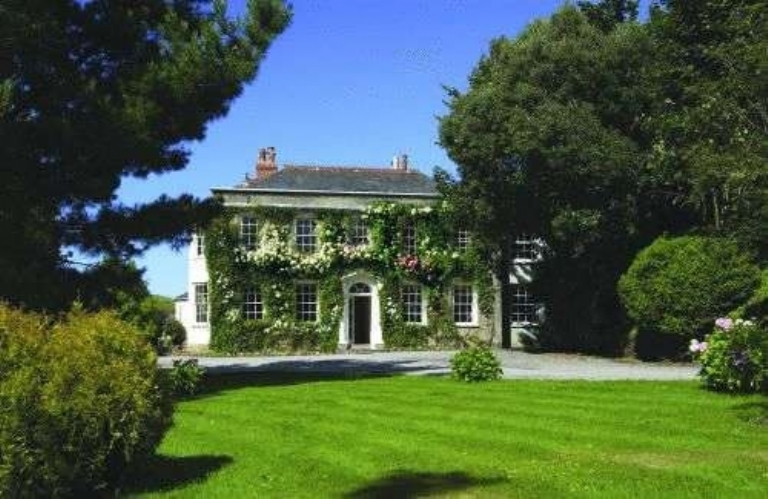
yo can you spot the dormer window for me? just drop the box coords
[295,218,317,253]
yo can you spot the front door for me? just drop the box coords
[350,295,371,344]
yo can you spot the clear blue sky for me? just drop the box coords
[120,0,651,297]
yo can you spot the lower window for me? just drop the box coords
[243,287,263,320]
[511,284,538,324]
[296,282,318,321]
[453,284,474,324]
[401,284,423,323]
[194,283,208,323]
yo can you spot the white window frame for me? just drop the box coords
[243,287,264,320]
[240,216,259,251]
[401,283,426,324]
[349,218,369,246]
[511,283,538,325]
[456,229,471,251]
[512,234,540,262]
[295,218,317,253]
[452,283,477,326]
[194,283,208,324]
[295,281,318,322]
[195,234,205,256]
[402,221,416,255]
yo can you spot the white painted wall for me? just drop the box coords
[181,233,210,346]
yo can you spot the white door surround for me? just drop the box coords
[339,272,383,349]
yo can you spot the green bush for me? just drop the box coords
[619,236,759,355]
[118,294,186,354]
[450,346,503,382]
[167,359,204,396]
[734,269,768,328]
[692,318,768,393]
[0,304,172,496]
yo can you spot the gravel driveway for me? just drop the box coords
[160,350,697,381]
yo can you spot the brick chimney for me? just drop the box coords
[391,153,409,171]
[255,146,278,179]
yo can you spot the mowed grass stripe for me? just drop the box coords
[129,376,768,498]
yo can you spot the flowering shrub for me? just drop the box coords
[691,318,768,393]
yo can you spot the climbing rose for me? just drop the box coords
[715,317,734,331]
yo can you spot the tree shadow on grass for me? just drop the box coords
[120,454,233,495]
[343,470,507,499]
[190,370,399,400]
[732,399,768,426]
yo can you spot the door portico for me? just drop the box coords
[339,272,383,349]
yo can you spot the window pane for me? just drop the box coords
[401,284,423,323]
[243,287,263,320]
[511,284,538,324]
[402,221,416,255]
[453,285,474,324]
[350,219,369,246]
[194,283,208,323]
[512,234,539,261]
[296,283,317,321]
[456,230,470,250]
[240,216,258,250]
[295,219,317,253]
[196,234,205,256]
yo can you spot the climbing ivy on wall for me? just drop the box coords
[204,202,494,353]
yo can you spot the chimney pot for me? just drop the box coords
[255,146,278,179]
[392,153,409,171]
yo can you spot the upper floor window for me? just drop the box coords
[240,216,258,251]
[452,284,475,325]
[401,284,424,324]
[513,234,539,261]
[456,229,471,251]
[510,284,538,325]
[243,287,263,320]
[295,282,318,322]
[295,218,317,253]
[195,234,205,256]
[194,283,208,323]
[349,219,369,246]
[402,221,416,255]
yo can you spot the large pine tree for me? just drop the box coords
[0,0,291,309]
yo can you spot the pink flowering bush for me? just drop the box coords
[692,318,768,393]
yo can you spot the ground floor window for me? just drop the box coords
[194,283,208,323]
[401,284,423,323]
[510,284,538,324]
[243,287,263,320]
[452,284,475,325]
[296,282,318,321]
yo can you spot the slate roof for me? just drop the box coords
[231,165,438,197]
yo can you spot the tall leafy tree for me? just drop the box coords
[645,0,768,257]
[577,0,639,31]
[0,0,291,309]
[439,6,653,353]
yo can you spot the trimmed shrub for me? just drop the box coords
[0,305,172,496]
[167,358,204,396]
[619,236,759,357]
[691,318,767,393]
[450,346,503,382]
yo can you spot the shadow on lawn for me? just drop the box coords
[732,399,768,426]
[121,454,232,494]
[343,470,506,499]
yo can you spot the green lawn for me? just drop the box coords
[124,374,768,498]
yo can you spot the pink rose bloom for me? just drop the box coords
[689,339,701,353]
[715,317,733,331]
